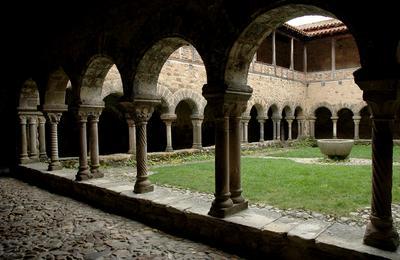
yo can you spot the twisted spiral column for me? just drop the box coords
[134,118,153,193]
[364,117,399,250]
[47,113,62,171]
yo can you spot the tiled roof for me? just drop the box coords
[282,19,348,38]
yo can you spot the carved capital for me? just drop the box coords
[120,98,161,124]
[75,105,104,123]
[46,112,62,124]
[18,114,27,124]
[28,116,38,124]
[203,90,251,118]
[160,113,177,122]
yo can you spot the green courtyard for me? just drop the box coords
[149,144,400,216]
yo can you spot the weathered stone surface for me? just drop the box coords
[288,219,331,241]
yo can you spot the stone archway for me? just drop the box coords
[337,108,354,139]
[315,107,333,139]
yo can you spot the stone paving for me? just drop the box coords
[0,177,241,260]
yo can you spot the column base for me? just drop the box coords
[91,169,104,178]
[364,218,400,251]
[192,144,202,150]
[48,161,63,171]
[39,154,48,160]
[133,183,154,193]
[19,156,30,164]
[208,200,248,218]
[75,168,91,181]
[127,149,135,155]
[165,147,173,152]
[29,156,40,163]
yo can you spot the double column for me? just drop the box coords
[355,76,399,251]
[286,116,294,140]
[75,105,104,181]
[272,116,281,140]
[331,116,339,139]
[353,115,361,140]
[203,86,251,218]
[121,99,160,193]
[241,116,250,143]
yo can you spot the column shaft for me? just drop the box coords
[364,118,399,250]
[165,121,173,152]
[89,116,103,178]
[276,120,281,140]
[287,120,293,140]
[28,116,39,160]
[332,118,338,139]
[243,121,249,143]
[290,37,294,70]
[230,116,244,203]
[127,119,136,154]
[76,115,90,181]
[19,116,29,164]
[259,120,265,142]
[38,116,47,159]
[134,120,154,193]
[47,113,62,171]
[192,119,203,149]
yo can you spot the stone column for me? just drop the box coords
[126,116,136,154]
[364,114,399,250]
[88,111,103,178]
[353,115,361,140]
[287,119,293,140]
[309,116,316,138]
[191,115,203,149]
[28,115,39,161]
[121,99,160,194]
[230,112,247,209]
[46,113,63,171]
[76,111,90,181]
[272,31,276,67]
[290,37,294,70]
[18,115,29,164]
[354,76,400,251]
[272,119,277,140]
[331,116,338,139]
[38,115,47,160]
[303,44,307,73]
[242,117,249,143]
[203,85,251,218]
[276,118,281,140]
[258,117,266,142]
[161,114,176,152]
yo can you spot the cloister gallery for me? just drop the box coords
[3,0,400,256]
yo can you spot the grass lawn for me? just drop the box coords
[149,157,400,216]
[263,144,400,162]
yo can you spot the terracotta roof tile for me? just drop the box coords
[282,18,348,38]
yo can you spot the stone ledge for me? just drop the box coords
[14,163,400,259]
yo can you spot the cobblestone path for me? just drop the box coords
[0,177,241,260]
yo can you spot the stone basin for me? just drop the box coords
[317,139,354,160]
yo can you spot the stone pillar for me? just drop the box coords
[242,117,249,143]
[290,37,294,70]
[88,111,103,178]
[272,31,276,67]
[353,115,361,140]
[309,116,316,138]
[46,113,63,171]
[28,115,39,161]
[258,117,266,142]
[191,115,203,149]
[303,44,307,73]
[354,75,400,251]
[331,116,338,139]
[121,99,160,194]
[203,85,251,218]
[276,118,281,140]
[272,119,277,140]
[161,114,176,152]
[126,116,136,154]
[230,113,246,207]
[18,115,29,164]
[38,115,47,160]
[287,119,293,140]
[76,111,90,181]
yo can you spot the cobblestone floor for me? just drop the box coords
[0,177,241,260]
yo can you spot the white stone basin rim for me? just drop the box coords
[317,139,354,160]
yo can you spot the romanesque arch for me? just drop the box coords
[314,106,333,139]
[337,107,354,139]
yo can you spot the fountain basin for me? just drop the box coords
[317,139,354,160]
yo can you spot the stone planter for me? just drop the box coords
[317,139,354,160]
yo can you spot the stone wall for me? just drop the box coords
[101,45,364,118]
